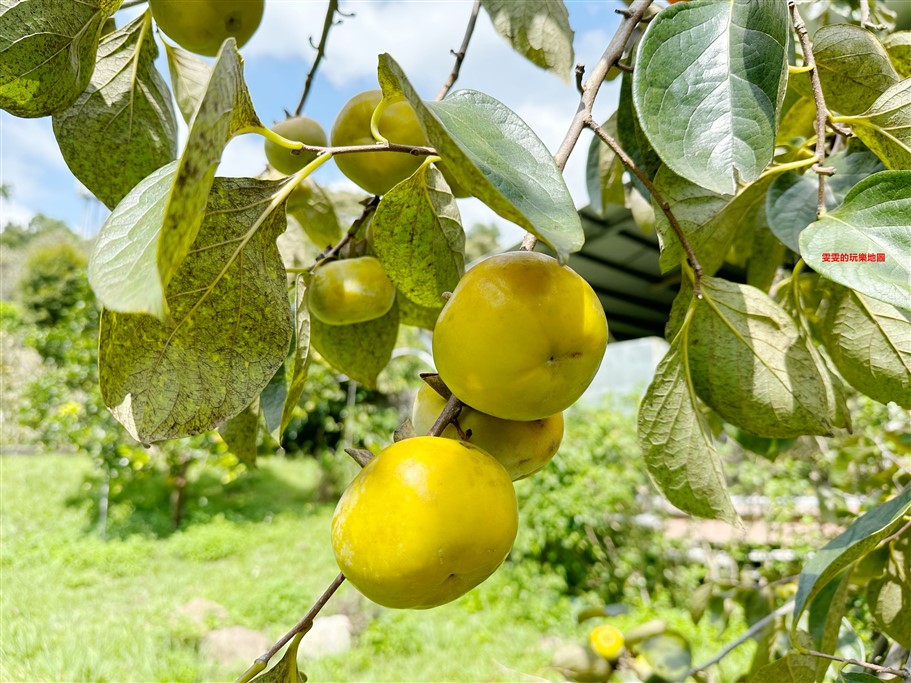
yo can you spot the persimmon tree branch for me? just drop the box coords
[234,573,347,683]
[585,116,704,297]
[427,393,463,437]
[310,195,380,274]
[522,0,654,251]
[803,650,911,679]
[436,0,482,101]
[294,0,341,116]
[293,141,437,158]
[789,1,836,219]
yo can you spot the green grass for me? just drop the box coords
[0,454,751,682]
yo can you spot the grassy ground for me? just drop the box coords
[0,454,749,682]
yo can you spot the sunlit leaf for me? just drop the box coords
[280,276,312,437]
[164,40,211,124]
[632,0,789,194]
[372,163,464,309]
[480,0,573,81]
[0,0,118,117]
[883,31,911,78]
[52,10,177,209]
[840,79,911,170]
[800,171,911,310]
[98,177,292,443]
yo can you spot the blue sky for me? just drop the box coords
[0,0,628,242]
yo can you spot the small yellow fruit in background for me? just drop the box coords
[331,436,518,609]
[308,256,395,326]
[433,251,608,421]
[411,383,563,480]
[589,624,625,660]
[150,0,264,57]
[264,116,327,175]
[330,90,428,196]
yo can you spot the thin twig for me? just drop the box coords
[427,393,463,437]
[310,196,379,274]
[883,517,911,546]
[805,650,911,679]
[688,601,794,677]
[294,0,340,116]
[859,0,871,29]
[436,0,481,101]
[234,573,346,683]
[522,0,654,251]
[585,116,704,297]
[293,141,437,159]
[789,1,835,220]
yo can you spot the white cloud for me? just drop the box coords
[217,133,269,178]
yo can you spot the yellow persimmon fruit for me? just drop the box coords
[150,0,264,56]
[589,624,625,660]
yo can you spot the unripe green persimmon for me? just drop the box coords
[433,251,608,421]
[331,436,518,609]
[264,117,327,175]
[331,90,429,196]
[411,384,563,480]
[150,0,264,57]
[308,256,395,325]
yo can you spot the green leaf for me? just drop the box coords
[807,572,852,682]
[52,10,177,210]
[799,171,911,310]
[310,300,399,389]
[838,674,883,683]
[746,220,787,294]
[617,68,661,192]
[250,631,307,683]
[372,163,464,309]
[260,363,287,437]
[766,140,884,252]
[637,313,740,525]
[98,177,292,443]
[884,31,911,78]
[397,294,440,330]
[217,400,260,467]
[164,40,211,124]
[652,166,772,276]
[867,533,911,648]
[792,487,911,638]
[841,79,911,170]
[378,54,582,262]
[0,0,118,117]
[280,276,312,437]
[688,583,713,624]
[821,285,911,409]
[632,0,789,194]
[288,180,343,250]
[748,653,816,683]
[636,633,692,682]
[479,0,573,81]
[689,277,836,438]
[791,25,899,116]
[585,114,624,214]
[88,39,263,320]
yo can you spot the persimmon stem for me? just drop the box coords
[234,573,346,683]
[436,0,481,101]
[585,116,703,298]
[522,0,654,251]
[427,393,463,437]
[294,0,340,116]
[789,1,835,220]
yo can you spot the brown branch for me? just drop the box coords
[293,141,437,159]
[522,0,654,251]
[804,650,911,679]
[234,573,346,683]
[436,0,481,101]
[294,0,340,116]
[427,393,463,437]
[585,116,703,297]
[789,1,836,220]
[344,448,374,467]
[310,195,379,274]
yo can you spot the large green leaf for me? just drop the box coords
[310,300,399,389]
[748,653,816,683]
[372,164,464,309]
[799,171,911,310]
[585,114,624,214]
[792,487,911,638]
[378,54,582,262]
[164,40,210,124]
[791,25,899,116]
[632,0,788,194]
[98,177,292,443]
[218,400,260,467]
[280,276,312,437]
[840,79,911,170]
[766,140,884,252]
[0,0,118,117]
[821,285,911,409]
[867,533,911,648]
[688,277,836,438]
[52,10,177,210]
[637,309,739,525]
[287,180,343,250]
[479,0,573,81]
[652,166,772,276]
[883,31,911,78]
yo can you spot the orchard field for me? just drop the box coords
[2,0,911,682]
